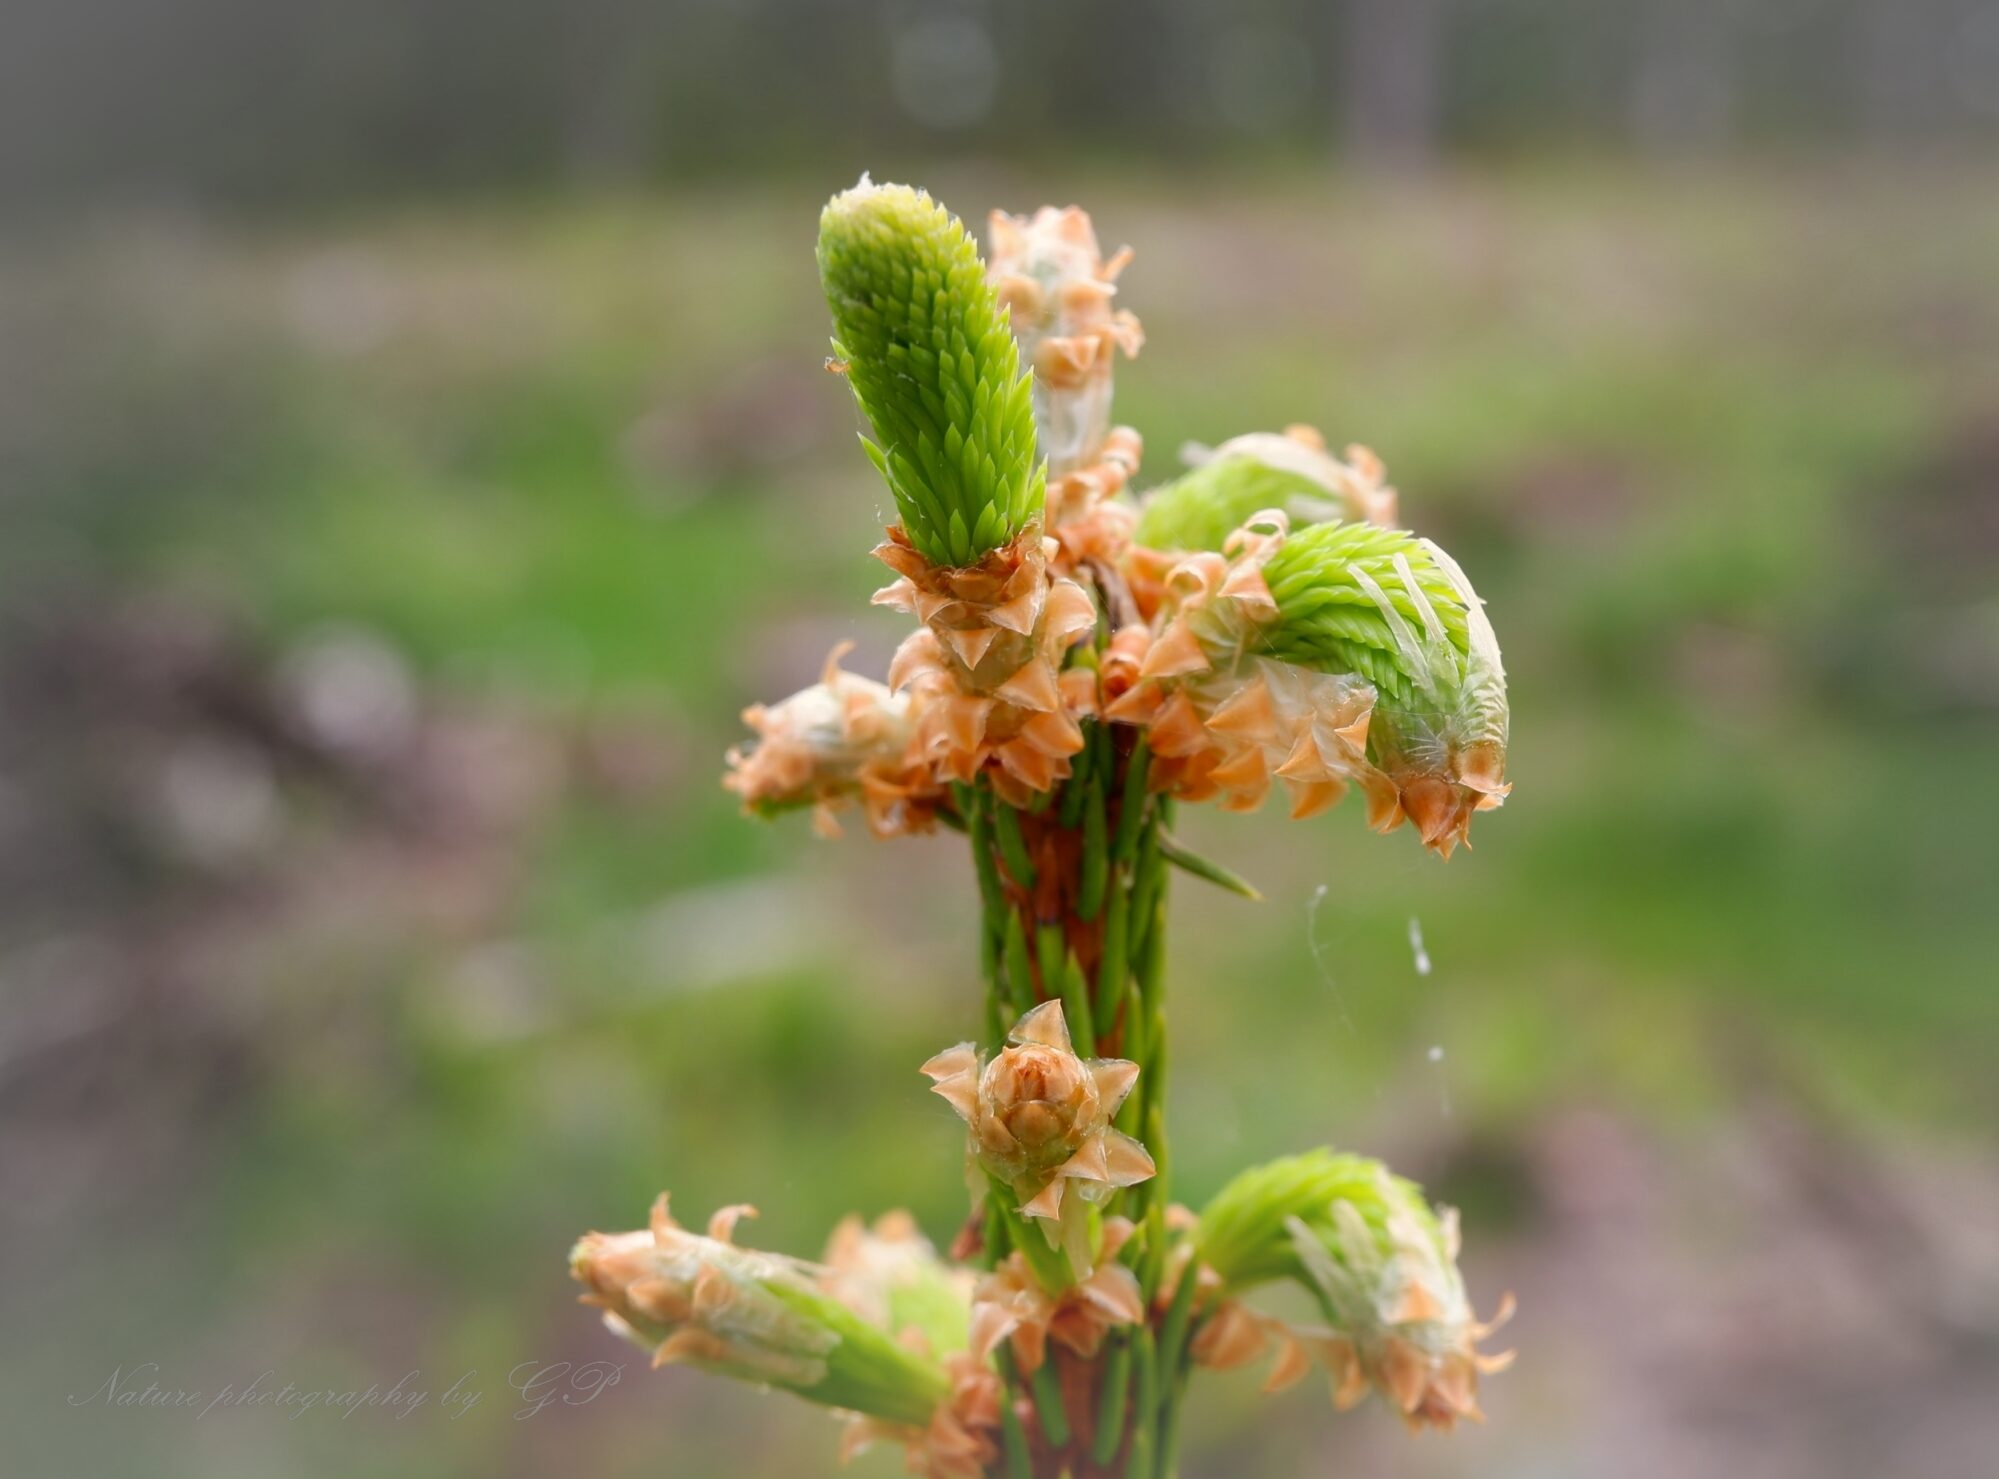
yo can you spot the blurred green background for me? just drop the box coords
[4,4,1997,1477]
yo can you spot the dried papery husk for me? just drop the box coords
[1098,624,1153,710]
[1156,1213,1315,1391]
[988,206,1143,477]
[1188,1298,1323,1396]
[875,525,1097,805]
[1118,546,1180,627]
[723,641,944,838]
[840,1351,1003,1479]
[1047,424,1143,569]
[1161,1208,1320,1395]
[822,1211,975,1357]
[922,1001,1154,1268]
[1169,658,1380,819]
[968,1217,1146,1374]
[1107,510,1378,817]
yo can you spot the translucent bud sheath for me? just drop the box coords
[819,179,1045,567]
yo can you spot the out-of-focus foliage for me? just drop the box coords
[5,0,1998,210]
[3,168,1997,1478]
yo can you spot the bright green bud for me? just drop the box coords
[573,1196,951,1428]
[1251,520,1509,852]
[1135,430,1399,554]
[1134,431,1504,851]
[818,177,1045,567]
[1254,522,1477,710]
[1282,1169,1512,1430]
[1195,1151,1513,1431]
[1136,454,1334,556]
[1196,1149,1411,1292]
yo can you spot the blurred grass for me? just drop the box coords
[4,166,1997,1477]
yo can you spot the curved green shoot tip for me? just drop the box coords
[818,176,1044,567]
[1257,522,1478,709]
[1249,519,1510,846]
[1262,521,1504,742]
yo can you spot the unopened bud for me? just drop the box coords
[922,1001,1155,1244]
[723,642,940,838]
[571,1194,950,1429]
[1136,426,1398,554]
